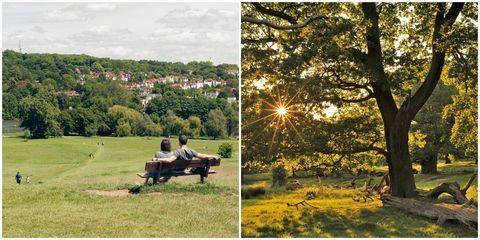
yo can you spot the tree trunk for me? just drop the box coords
[445,154,452,164]
[421,153,438,174]
[386,116,417,198]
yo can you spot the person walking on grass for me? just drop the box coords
[15,172,22,184]
[26,176,30,184]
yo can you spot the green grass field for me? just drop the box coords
[3,136,239,237]
[242,161,478,238]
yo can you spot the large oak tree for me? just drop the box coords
[242,2,476,197]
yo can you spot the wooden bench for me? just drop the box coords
[137,157,221,184]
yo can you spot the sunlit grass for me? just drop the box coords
[242,161,477,238]
[3,136,239,237]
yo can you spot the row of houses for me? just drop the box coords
[126,78,227,91]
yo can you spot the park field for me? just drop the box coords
[3,135,239,237]
[242,161,478,238]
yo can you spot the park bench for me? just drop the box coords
[137,157,221,184]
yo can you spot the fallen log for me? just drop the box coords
[381,194,477,231]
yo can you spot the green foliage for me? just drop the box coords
[217,143,233,158]
[205,109,227,139]
[187,116,202,138]
[271,164,288,187]
[241,2,477,182]
[18,97,62,138]
[161,110,189,136]
[242,185,266,199]
[2,93,19,120]
[23,129,31,142]
[2,51,238,139]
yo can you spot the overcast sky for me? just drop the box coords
[3,2,239,64]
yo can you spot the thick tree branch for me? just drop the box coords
[242,37,277,44]
[406,3,464,119]
[251,3,298,24]
[312,135,387,156]
[241,14,328,30]
[340,93,375,103]
[361,3,398,124]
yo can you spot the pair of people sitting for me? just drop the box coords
[141,135,219,183]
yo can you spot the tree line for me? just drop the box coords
[2,51,238,139]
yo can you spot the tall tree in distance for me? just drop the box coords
[205,109,227,139]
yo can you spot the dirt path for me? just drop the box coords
[56,141,105,180]
[416,172,471,183]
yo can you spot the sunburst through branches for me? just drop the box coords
[246,86,308,155]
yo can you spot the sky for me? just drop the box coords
[2,2,239,64]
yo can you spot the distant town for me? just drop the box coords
[60,67,239,108]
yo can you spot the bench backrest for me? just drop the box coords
[145,157,221,172]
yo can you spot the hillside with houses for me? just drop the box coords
[2,50,239,139]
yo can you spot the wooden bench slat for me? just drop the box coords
[140,157,221,184]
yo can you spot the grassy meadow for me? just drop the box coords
[241,161,478,238]
[3,135,239,237]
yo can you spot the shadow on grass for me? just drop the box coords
[128,182,237,195]
[248,207,477,238]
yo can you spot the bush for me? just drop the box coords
[286,179,302,191]
[271,164,288,187]
[241,185,266,199]
[23,129,31,142]
[217,143,233,158]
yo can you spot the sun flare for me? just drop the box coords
[277,106,287,116]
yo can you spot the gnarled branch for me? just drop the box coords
[241,14,328,30]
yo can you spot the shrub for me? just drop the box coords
[271,164,288,187]
[23,129,31,142]
[286,179,302,191]
[217,143,233,158]
[242,185,266,199]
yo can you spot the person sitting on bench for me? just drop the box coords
[154,139,175,183]
[138,139,174,182]
[152,135,220,173]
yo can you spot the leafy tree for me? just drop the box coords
[116,120,132,137]
[188,116,202,138]
[19,97,62,138]
[205,109,227,139]
[107,105,147,136]
[161,110,189,137]
[443,27,478,160]
[411,80,457,173]
[224,104,239,137]
[91,62,104,73]
[58,111,75,135]
[242,2,474,197]
[69,108,97,136]
[2,93,19,120]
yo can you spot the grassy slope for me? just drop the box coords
[242,162,477,238]
[3,136,239,237]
